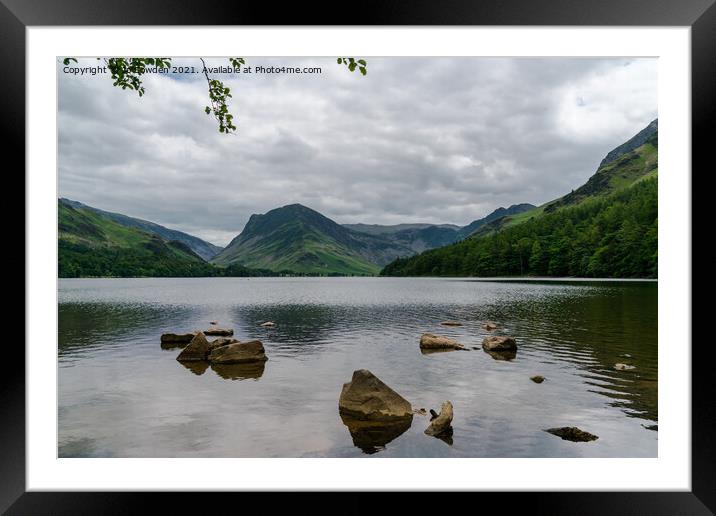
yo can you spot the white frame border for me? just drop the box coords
[27,26,690,491]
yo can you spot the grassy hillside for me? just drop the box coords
[59,200,215,277]
[381,121,658,279]
[212,204,410,275]
[381,176,657,278]
[60,198,222,260]
[215,220,381,275]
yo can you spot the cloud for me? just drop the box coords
[58,57,657,246]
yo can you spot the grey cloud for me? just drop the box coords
[58,57,657,246]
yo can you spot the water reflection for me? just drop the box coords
[211,362,265,381]
[484,349,517,361]
[58,278,658,457]
[339,413,413,454]
[420,348,463,356]
[179,361,209,376]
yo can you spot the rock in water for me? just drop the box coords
[483,322,498,331]
[208,337,239,352]
[204,328,234,336]
[420,333,465,351]
[208,340,268,364]
[260,321,276,327]
[545,427,599,442]
[176,332,211,362]
[425,401,454,438]
[482,335,517,351]
[614,363,636,371]
[530,375,546,383]
[440,321,463,327]
[161,332,196,344]
[209,321,218,325]
[338,369,412,421]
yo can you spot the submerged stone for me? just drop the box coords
[614,363,636,371]
[161,332,196,344]
[545,427,599,442]
[530,375,546,384]
[204,328,234,336]
[420,333,465,351]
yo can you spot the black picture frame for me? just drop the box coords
[6,0,711,513]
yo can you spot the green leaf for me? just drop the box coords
[337,58,342,64]
[360,67,367,76]
[357,59,366,66]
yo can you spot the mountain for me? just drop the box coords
[343,223,460,253]
[381,119,658,278]
[454,203,536,240]
[59,199,214,277]
[599,119,658,168]
[59,198,222,260]
[211,204,415,275]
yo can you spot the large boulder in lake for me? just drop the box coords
[482,335,517,351]
[420,333,465,351]
[205,328,234,336]
[176,332,211,362]
[161,332,197,344]
[425,400,454,441]
[208,340,268,364]
[339,369,413,421]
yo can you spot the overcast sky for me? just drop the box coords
[58,57,657,246]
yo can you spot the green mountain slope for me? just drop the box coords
[381,120,658,278]
[454,203,536,240]
[344,223,460,253]
[211,204,415,275]
[59,198,222,260]
[59,199,215,277]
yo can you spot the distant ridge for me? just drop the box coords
[59,198,222,260]
[599,119,657,168]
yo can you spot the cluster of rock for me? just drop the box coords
[174,331,268,365]
[337,369,455,452]
[161,323,269,376]
[414,320,604,445]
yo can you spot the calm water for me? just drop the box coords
[58,277,657,458]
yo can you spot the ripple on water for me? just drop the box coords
[58,278,657,457]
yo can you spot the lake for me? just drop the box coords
[58,277,657,458]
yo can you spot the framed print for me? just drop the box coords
[7,0,712,513]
